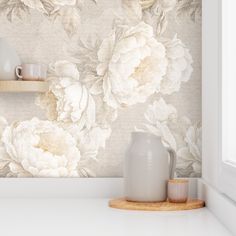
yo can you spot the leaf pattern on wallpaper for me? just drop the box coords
[140,0,177,35]
[176,0,201,22]
[122,0,142,23]
[0,0,97,36]
[74,38,102,93]
[0,0,30,21]
[72,39,118,127]
[49,0,83,37]
[138,97,201,177]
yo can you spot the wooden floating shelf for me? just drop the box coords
[0,80,49,93]
[109,198,205,211]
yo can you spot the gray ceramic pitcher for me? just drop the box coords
[124,132,176,202]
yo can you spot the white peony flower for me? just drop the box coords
[36,61,96,130]
[59,123,111,177]
[97,21,167,109]
[185,123,201,159]
[36,91,58,121]
[2,118,81,177]
[64,124,111,160]
[51,60,80,79]
[177,123,201,177]
[141,99,201,177]
[144,97,177,124]
[144,98,177,150]
[160,35,193,94]
[78,126,111,154]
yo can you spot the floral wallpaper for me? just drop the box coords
[0,0,201,177]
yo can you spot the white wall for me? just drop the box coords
[202,0,220,188]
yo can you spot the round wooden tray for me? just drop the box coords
[109,198,205,211]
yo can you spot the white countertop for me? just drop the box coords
[0,198,232,236]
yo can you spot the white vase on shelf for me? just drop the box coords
[0,38,21,80]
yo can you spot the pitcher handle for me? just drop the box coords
[167,148,176,179]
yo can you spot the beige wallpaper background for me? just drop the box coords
[0,0,201,177]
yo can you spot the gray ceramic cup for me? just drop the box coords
[16,64,47,81]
